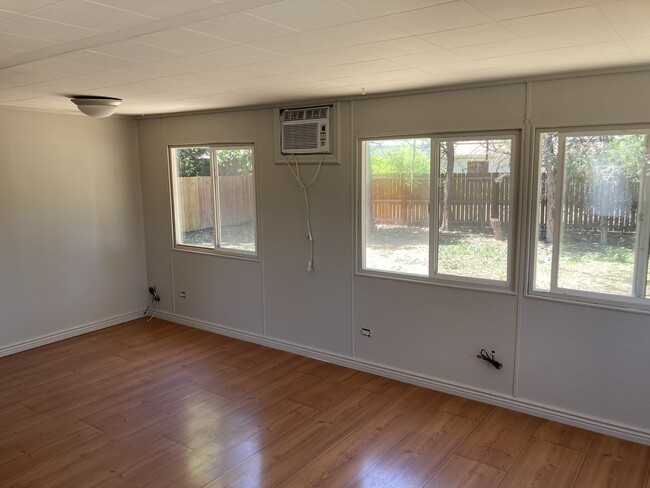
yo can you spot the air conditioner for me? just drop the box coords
[281,106,330,154]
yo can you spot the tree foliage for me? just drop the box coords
[175,147,253,177]
[366,139,430,176]
[565,134,646,183]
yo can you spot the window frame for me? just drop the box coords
[528,125,650,310]
[357,130,520,292]
[169,143,259,260]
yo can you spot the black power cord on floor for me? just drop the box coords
[477,349,502,369]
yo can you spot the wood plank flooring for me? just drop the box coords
[0,318,648,488]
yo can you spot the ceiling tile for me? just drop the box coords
[95,77,195,97]
[599,0,650,24]
[151,55,212,73]
[0,0,649,116]
[295,45,377,65]
[188,12,295,43]
[625,37,650,56]
[422,23,516,49]
[0,9,18,21]
[384,1,493,35]
[0,65,64,88]
[309,19,410,46]
[86,0,219,19]
[322,67,434,87]
[501,6,610,37]
[466,0,594,21]
[0,15,96,42]
[356,36,440,58]
[390,49,471,72]
[0,32,56,52]
[0,0,62,14]
[0,47,21,59]
[248,32,340,56]
[57,50,142,70]
[249,0,365,31]
[165,66,269,84]
[135,28,234,55]
[197,44,285,69]
[81,68,164,85]
[0,87,41,102]
[293,59,406,81]
[24,75,114,93]
[22,57,103,76]
[482,41,632,74]
[89,40,180,63]
[251,56,322,74]
[612,21,650,40]
[453,25,621,59]
[338,0,452,17]
[29,0,154,32]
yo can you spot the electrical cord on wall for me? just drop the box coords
[144,286,160,321]
[477,349,502,369]
[145,299,159,322]
[283,153,326,272]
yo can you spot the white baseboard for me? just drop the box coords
[159,311,650,446]
[0,311,144,358]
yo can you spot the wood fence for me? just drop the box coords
[177,175,255,232]
[371,173,510,230]
[538,173,638,233]
[178,173,640,235]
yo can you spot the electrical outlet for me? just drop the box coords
[148,286,160,301]
[179,291,186,299]
[360,328,371,337]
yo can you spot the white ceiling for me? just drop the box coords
[0,0,649,116]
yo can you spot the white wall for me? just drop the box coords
[517,71,650,435]
[137,71,650,443]
[0,108,147,354]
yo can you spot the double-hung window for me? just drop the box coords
[170,145,257,257]
[532,128,650,305]
[361,133,516,286]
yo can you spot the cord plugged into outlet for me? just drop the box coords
[477,349,502,369]
[148,286,160,301]
[144,286,160,321]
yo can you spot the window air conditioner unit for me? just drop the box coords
[281,106,330,154]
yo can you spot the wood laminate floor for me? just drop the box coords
[0,318,648,487]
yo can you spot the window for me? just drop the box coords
[170,145,257,256]
[361,134,516,286]
[533,128,650,304]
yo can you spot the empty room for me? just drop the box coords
[1,0,650,487]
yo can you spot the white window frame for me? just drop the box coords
[358,131,519,291]
[528,125,650,309]
[169,143,259,260]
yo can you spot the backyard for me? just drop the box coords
[365,224,508,281]
[366,223,639,295]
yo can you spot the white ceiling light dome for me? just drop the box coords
[71,96,122,118]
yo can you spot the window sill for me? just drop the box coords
[356,268,516,296]
[173,246,260,263]
[525,289,650,315]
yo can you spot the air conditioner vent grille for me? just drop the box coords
[280,106,330,154]
[282,107,329,122]
[283,123,319,151]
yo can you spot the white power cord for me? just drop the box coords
[283,153,326,272]
[144,296,159,321]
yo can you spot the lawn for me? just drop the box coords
[366,224,637,295]
[365,224,508,281]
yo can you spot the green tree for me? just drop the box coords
[176,147,210,177]
[367,139,430,176]
[216,148,254,176]
[176,147,254,177]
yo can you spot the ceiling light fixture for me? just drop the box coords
[71,96,122,118]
